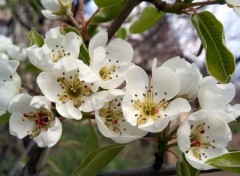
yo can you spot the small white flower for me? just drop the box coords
[27,27,82,71]
[0,35,12,52]
[198,76,239,122]
[41,0,73,20]
[122,66,191,133]
[177,110,232,170]
[37,58,107,120]
[225,0,240,16]
[89,31,134,89]
[160,57,202,100]
[0,59,21,116]
[8,93,62,148]
[95,90,147,143]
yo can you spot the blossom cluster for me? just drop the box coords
[0,27,239,170]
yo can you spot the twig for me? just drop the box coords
[107,0,142,42]
[79,0,89,42]
[18,144,45,176]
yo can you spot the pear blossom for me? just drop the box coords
[95,90,147,143]
[177,110,232,170]
[88,31,134,89]
[122,66,191,133]
[27,27,82,71]
[160,57,202,100]
[8,93,62,148]
[41,0,73,20]
[198,76,240,123]
[0,59,21,116]
[37,58,107,120]
[225,0,240,16]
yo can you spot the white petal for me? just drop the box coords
[104,89,125,102]
[125,66,149,101]
[122,95,139,126]
[151,58,158,71]
[41,0,60,11]
[56,102,71,119]
[226,0,240,6]
[89,31,108,58]
[106,38,133,65]
[30,96,51,111]
[9,112,35,139]
[199,76,217,88]
[225,104,240,119]
[234,7,240,16]
[33,117,62,147]
[177,120,191,153]
[0,82,19,113]
[151,66,180,101]
[41,10,61,20]
[45,27,61,39]
[198,83,235,109]
[37,72,63,102]
[80,91,108,112]
[90,47,106,73]
[164,98,191,117]
[64,32,82,58]
[8,93,34,113]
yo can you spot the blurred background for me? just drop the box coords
[0,0,240,175]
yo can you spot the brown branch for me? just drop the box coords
[107,0,142,42]
[18,144,45,176]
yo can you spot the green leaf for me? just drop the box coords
[176,154,199,176]
[0,112,10,124]
[94,0,125,8]
[205,151,240,174]
[129,7,164,34]
[25,64,41,73]
[79,43,90,65]
[71,144,124,176]
[28,29,44,47]
[60,26,81,35]
[116,28,127,40]
[191,11,235,83]
[91,1,126,24]
[82,125,99,159]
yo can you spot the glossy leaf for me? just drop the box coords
[79,43,90,65]
[116,28,127,40]
[28,29,44,47]
[192,11,235,83]
[129,7,164,34]
[0,112,10,124]
[82,125,99,159]
[205,151,240,174]
[71,144,124,176]
[90,1,126,24]
[176,154,199,176]
[94,0,125,8]
[60,26,81,35]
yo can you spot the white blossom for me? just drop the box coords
[122,66,191,133]
[89,31,134,89]
[27,27,82,71]
[0,59,21,116]
[37,58,107,120]
[160,56,202,100]
[198,76,240,123]
[95,90,147,143]
[8,93,62,148]
[177,110,232,170]
[41,0,73,20]
[226,0,240,16]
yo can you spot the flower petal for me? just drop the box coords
[106,38,133,65]
[33,117,62,147]
[41,0,60,12]
[164,98,191,117]
[30,96,51,111]
[9,112,35,139]
[41,10,60,20]
[89,31,108,59]
[151,66,180,101]
[37,72,63,102]
[8,93,34,113]
[64,32,82,58]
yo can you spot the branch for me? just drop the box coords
[18,144,45,176]
[107,0,142,41]
[144,0,225,14]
